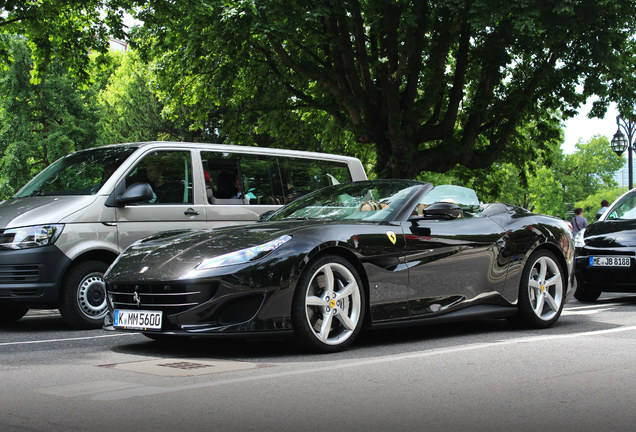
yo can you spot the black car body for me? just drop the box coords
[104,180,576,352]
[574,188,636,301]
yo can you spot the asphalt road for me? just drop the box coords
[2,294,636,432]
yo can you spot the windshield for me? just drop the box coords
[266,180,425,222]
[15,146,138,198]
[415,184,482,217]
[605,190,636,220]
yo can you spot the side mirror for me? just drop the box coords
[117,183,154,207]
[410,202,462,220]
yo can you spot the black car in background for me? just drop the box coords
[104,180,576,352]
[574,189,636,301]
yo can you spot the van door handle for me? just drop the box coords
[184,208,200,216]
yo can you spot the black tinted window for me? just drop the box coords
[125,150,193,204]
[200,151,353,205]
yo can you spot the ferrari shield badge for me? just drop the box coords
[386,231,397,245]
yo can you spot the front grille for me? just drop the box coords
[107,282,219,314]
[0,265,40,283]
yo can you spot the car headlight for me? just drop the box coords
[574,228,586,248]
[0,224,64,250]
[195,235,292,270]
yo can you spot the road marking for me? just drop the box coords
[0,332,140,347]
[82,325,636,401]
[562,307,615,316]
[39,380,142,397]
[565,303,622,311]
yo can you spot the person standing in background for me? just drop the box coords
[596,199,610,220]
[571,207,588,236]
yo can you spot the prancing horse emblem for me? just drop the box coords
[133,291,141,307]
[386,231,397,245]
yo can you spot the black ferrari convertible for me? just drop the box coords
[104,180,576,352]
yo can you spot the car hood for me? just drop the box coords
[584,219,636,248]
[105,220,333,282]
[0,196,96,229]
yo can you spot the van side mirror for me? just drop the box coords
[409,202,462,220]
[117,183,154,207]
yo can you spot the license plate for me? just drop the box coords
[589,256,631,267]
[113,309,162,330]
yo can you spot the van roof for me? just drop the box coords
[94,141,362,163]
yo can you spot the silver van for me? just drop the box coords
[0,142,367,328]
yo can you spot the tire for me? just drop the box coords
[514,250,565,329]
[0,302,29,323]
[573,282,602,302]
[59,260,109,329]
[292,255,365,353]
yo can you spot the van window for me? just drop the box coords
[125,150,193,204]
[14,146,137,198]
[202,152,284,205]
[200,151,353,205]
[278,157,352,204]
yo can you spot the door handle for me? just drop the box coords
[184,208,200,216]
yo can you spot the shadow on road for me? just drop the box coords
[6,293,635,362]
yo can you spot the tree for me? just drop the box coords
[0,0,132,81]
[96,49,233,145]
[129,0,636,178]
[0,37,99,198]
[556,135,625,204]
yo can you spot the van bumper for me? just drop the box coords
[0,245,71,306]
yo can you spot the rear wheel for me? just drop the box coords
[573,282,602,302]
[59,260,109,329]
[292,255,365,353]
[514,250,565,328]
[0,302,29,323]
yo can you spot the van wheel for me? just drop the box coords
[0,302,29,323]
[60,260,109,329]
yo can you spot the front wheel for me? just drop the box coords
[292,255,365,353]
[514,250,565,329]
[59,260,110,329]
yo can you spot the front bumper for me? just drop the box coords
[575,247,636,292]
[104,275,296,336]
[0,245,70,306]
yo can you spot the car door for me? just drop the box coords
[401,215,507,317]
[355,221,410,322]
[115,149,207,249]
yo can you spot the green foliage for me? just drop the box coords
[556,135,625,203]
[95,49,227,144]
[96,50,166,144]
[0,1,133,81]
[528,166,567,215]
[0,37,98,198]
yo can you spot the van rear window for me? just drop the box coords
[15,146,138,197]
[201,151,353,205]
